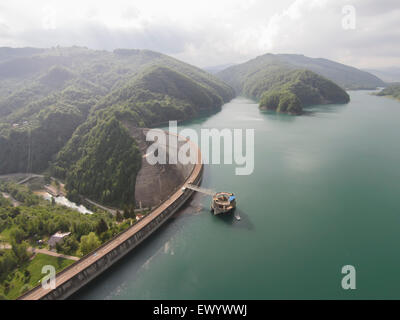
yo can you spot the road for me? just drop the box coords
[0,243,79,261]
[84,198,117,215]
[31,248,80,261]
[0,173,45,184]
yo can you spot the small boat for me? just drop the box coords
[210,192,236,215]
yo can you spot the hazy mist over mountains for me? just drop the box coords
[363,67,400,83]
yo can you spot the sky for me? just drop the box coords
[0,0,399,69]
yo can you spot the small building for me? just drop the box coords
[48,231,71,249]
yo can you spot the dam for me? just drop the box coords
[18,131,203,300]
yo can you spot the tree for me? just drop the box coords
[116,210,123,222]
[123,206,130,220]
[55,241,63,253]
[10,226,25,243]
[95,219,108,235]
[10,207,20,218]
[57,236,79,255]
[44,174,51,185]
[78,232,101,256]
[3,282,10,294]
[129,206,136,220]
[11,240,29,264]
[0,250,17,275]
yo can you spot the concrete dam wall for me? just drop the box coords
[126,125,195,209]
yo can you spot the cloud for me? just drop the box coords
[0,21,9,37]
[0,0,399,68]
[14,21,192,54]
[245,0,400,68]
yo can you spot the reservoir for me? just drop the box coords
[74,91,400,299]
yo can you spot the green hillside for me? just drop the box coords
[55,116,142,206]
[217,53,384,91]
[375,83,400,100]
[93,65,227,126]
[217,56,350,114]
[0,47,234,205]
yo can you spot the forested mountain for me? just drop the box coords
[276,54,385,90]
[93,65,230,126]
[217,56,350,114]
[0,47,234,205]
[259,70,350,114]
[217,53,385,91]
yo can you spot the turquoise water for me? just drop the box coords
[75,91,400,299]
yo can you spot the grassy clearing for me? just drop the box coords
[0,253,74,300]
